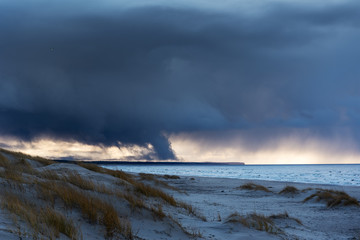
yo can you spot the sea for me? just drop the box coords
[101,163,360,186]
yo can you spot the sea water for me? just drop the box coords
[102,164,360,186]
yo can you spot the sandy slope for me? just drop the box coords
[169,176,360,240]
[0,150,359,240]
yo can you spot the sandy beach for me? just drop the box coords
[1,149,360,240]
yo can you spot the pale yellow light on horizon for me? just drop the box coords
[0,137,153,161]
[1,133,360,164]
[169,133,360,164]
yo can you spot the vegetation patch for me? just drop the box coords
[237,183,271,192]
[163,174,180,179]
[269,212,302,225]
[226,212,280,234]
[0,153,10,168]
[139,173,180,192]
[303,189,359,208]
[1,192,80,239]
[0,148,53,166]
[279,186,299,195]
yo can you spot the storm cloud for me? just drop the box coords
[1,0,360,160]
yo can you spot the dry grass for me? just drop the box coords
[134,181,177,206]
[36,169,61,181]
[1,192,80,239]
[121,192,146,210]
[0,154,33,183]
[150,204,166,220]
[0,168,24,182]
[167,215,203,238]
[279,186,299,194]
[63,171,97,191]
[101,202,132,239]
[226,212,280,234]
[0,153,10,168]
[237,183,271,192]
[1,149,211,240]
[78,162,136,185]
[36,180,133,239]
[269,212,302,225]
[163,174,180,179]
[178,201,207,221]
[0,148,53,166]
[139,172,180,192]
[303,189,359,207]
[40,206,79,239]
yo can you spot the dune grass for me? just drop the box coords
[63,171,97,191]
[0,153,10,168]
[163,174,180,179]
[36,180,133,239]
[1,192,80,239]
[303,189,359,207]
[1,149,207,240]
[279,186,299,195]
[139,173,180,192]
[0,148,53,166]
[226,212,280,234]
[269,212,302,225]
[237,183,271,192]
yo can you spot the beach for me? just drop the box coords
[1,149,360,240]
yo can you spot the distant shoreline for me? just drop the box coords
[54,160,245,166]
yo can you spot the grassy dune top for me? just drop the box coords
[0,148,203,240]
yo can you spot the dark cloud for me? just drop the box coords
[1,0,360,159]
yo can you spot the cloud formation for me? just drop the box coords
[1,0,360,160]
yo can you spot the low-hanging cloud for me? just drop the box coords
[1,0,360,160]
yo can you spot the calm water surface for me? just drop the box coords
[102,164,360,186]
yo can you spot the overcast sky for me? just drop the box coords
[1,0,360,163]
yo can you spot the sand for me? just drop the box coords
[168,176,360,240]
[0,151,359,240]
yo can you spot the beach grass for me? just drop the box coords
[226,212,279,234]
[279,186,299,194]
[303,189,359,207]
[237,183,271,192]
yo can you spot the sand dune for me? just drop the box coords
[0,149,359,240]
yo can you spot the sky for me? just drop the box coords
[1,0,360,164]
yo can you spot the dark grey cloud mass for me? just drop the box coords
[1,0,360,159]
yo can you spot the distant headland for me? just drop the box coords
[54,160,245,165]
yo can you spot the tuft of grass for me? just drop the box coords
[0,148,53,166]
[77,162,104,172]
[303,189,359,207]
[36,180,133,239]
[178,201,207,221]
[163,174,180,179]
[121,192,146,210]
[134,182,177,206]
[237,183,271,192]
[101,202,133,239]
[63,171,96,191]
[168,215,203,238]
[0,153,10,168]
[150,205,166,220]
[0,168,24,182]
[40,206,79,239]
[78,162,136,185]
[217,212,222,222]
[226,212,280,234]
[35,169,61,180]
[269,212,302,225]
[279,186,299,195]
[1,192,80,239]
[139,172,181,192]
